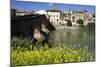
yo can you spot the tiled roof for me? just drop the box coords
[46,9,61,12]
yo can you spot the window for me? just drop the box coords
[57,19,59,21]
[72,16,75,22]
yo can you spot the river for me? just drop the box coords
[49,26,95,54]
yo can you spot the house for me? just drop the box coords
[46,9,61,27]
[62,11,72,21]
[63,10,89,26]
[61,11,72,26]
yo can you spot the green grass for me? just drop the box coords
[11,37,95,67]
[11,37,95,66]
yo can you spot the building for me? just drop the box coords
[71,10,87,25]
[62,11,72,21]
[46,9,61,27]
[61,11,72,25]
[16,11,33,16]
[63,10,90,26]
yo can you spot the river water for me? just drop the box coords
[49,26,95,54]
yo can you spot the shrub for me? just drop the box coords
[77,19,84,25]
[66,20,72,26]
[11,46,95,66]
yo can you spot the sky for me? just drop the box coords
[11,0,95,13]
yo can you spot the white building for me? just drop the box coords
[46,9,61,27]
[63,10,90,26]
[35,9,94,27]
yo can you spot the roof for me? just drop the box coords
[46,9,61,12]
[16,10,33,13]
[72,10,88,13]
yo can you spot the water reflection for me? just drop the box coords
[49,26,95,53]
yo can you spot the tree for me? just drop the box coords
[77,19,84,25]
[66,20,72,26]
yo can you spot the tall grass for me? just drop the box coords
[11,37,95,66]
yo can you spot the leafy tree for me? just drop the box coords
[77,19,84,25]
[66,20,72,26]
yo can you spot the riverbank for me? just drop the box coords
[55,26,81,30]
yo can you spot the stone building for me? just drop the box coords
[46,9,61,27]
[62,11,71,21]
[63,10,89,26]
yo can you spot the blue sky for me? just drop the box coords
[11,0,95,13]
